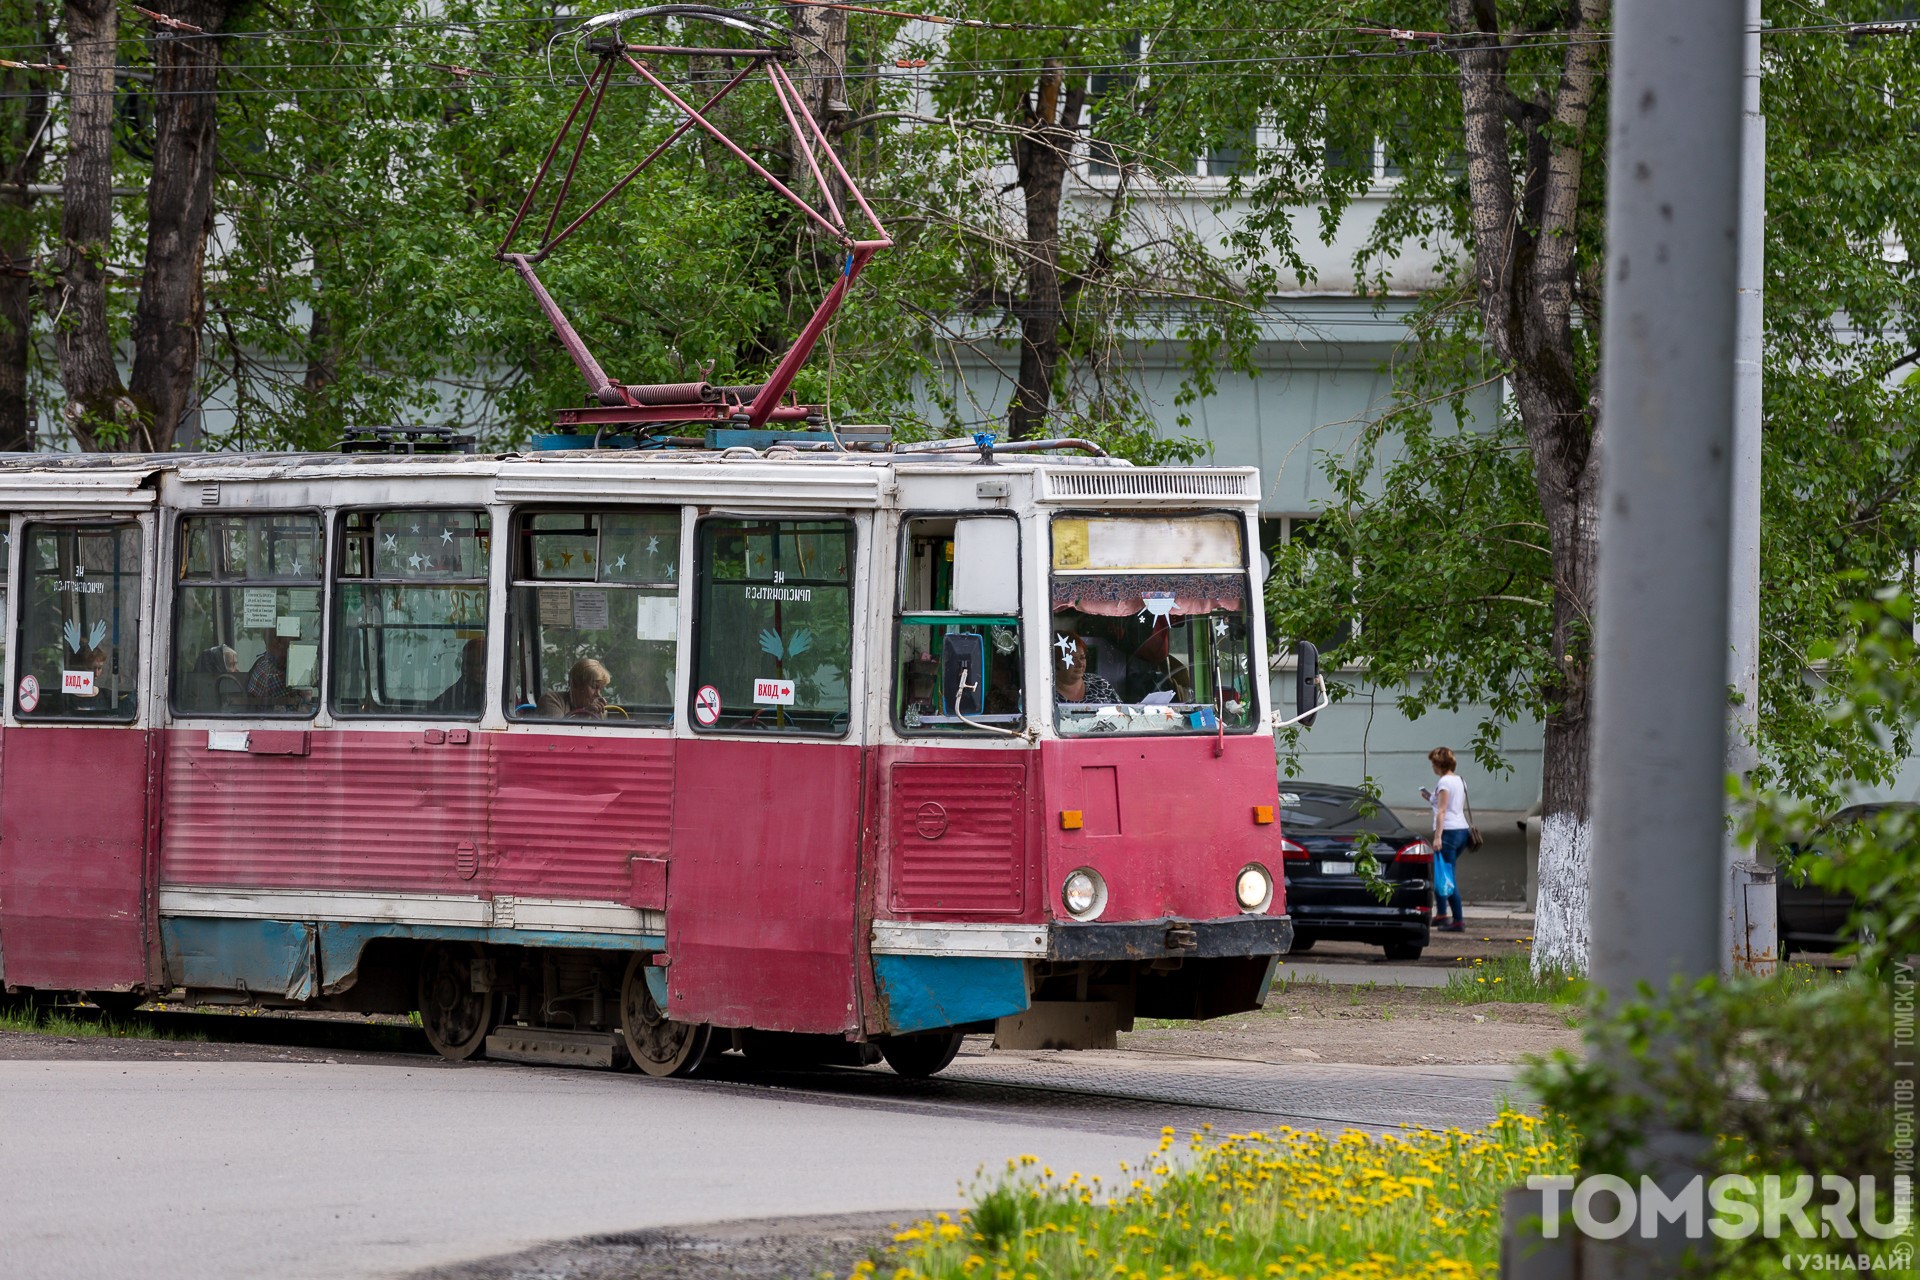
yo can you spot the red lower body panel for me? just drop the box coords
[0,727,150,989]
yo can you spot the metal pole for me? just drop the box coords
[1724,0,1768,973]
[1588,1,1745,1271]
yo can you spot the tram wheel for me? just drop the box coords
[877,1030,965,1079]
[620,953,710,1078]
[418,942,496,1061]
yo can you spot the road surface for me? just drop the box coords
[0,1043,1516,1280]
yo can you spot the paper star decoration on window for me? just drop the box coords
[646,536,659,555]
[407,553,423,570]
[441,529,454,544]
[612,555,627,571]
[1213,617,1230,637]
[1054,633,1077,667]
[383,534,398,552]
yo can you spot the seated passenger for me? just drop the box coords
[245,633,293,705]
[194,643,239,674]
[430,637,487,715]
[566,657,610,718]
[1052,632,1120,705]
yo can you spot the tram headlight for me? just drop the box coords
[1235,864,1274,912]
[1062,868,1107,920]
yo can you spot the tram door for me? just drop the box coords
[0,516,155,991]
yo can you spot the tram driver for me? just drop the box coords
[1052,630,1120,705]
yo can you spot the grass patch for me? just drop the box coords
[0,1003,202,1042]
[864,1111,1571,1280]
[1438,954,1582,1006]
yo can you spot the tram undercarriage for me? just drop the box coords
[50,924,1288,1080]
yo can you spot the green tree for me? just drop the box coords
[1149,1,1917,971]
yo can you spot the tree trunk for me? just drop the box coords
[1448,0,1608,973]
[1008,60,1084,441]
[0,4,51,452]
[784,1,848,213]
[54,0,129,450]
[128,0,235,452]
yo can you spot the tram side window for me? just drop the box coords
[173,513,324,717]
[894,516,1023,734]
[507,509,678,723]
[16,522,143,720]
[333,509,491,718]
[692,518,852,734]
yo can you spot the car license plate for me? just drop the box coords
[1319,860,1354,876]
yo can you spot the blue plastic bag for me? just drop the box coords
[1433,847,1456,901]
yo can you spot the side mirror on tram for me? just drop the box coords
[1294,640,1321,729]
[941,631,988,716]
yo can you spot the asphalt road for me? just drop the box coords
[0,1047,1517,1280]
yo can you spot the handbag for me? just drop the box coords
[1465,784,1485,852]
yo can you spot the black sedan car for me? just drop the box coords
[1278,782,1434,960]
[1776,802,1912,958]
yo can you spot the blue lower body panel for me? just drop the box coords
[160,917,666,999]
[873,954,1030,1034]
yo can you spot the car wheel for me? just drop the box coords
[1382,940,1424,961]
[1289,933,1315,953]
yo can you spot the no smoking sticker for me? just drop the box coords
[16,674,37,713]
[693,685,721,727]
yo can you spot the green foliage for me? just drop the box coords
[1525,968,1907,1277]
[861,1114,1574,1280]
[1440,954,1582,1006]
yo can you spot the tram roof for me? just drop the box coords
[0,447,1262,510]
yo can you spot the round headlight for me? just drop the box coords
[1236,864,1273,912]
[1062,868,1106,919]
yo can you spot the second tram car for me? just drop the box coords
[0,444,1305,1077]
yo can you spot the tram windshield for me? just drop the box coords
[1048,514,1256,736]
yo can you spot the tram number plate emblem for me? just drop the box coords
[692,684,722,726]
[752,678,795,706]
[16,673,37,713]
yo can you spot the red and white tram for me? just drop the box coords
[0,443,1307,1076]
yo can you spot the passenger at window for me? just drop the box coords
[565,657,611,718]
[1053,632,1120,704]
[245,633,292,704]
[430,637,487,714]
[194,643,239,674]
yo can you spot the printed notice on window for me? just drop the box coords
[572,589,610,631]
[634,594,676,642]
[538,587,572,627]
[242,587,278,628]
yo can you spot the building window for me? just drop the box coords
[506,509,679,723]
[173,513,324,717]
[692,518,853,735]
[332,509,491,718]
[16,522,142,720]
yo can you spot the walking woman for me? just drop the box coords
[1424,747,1471,932]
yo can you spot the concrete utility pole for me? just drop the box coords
[1724,0,1767,970]
[1586,1,1745,1270]
[1591,0,1744,1013]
